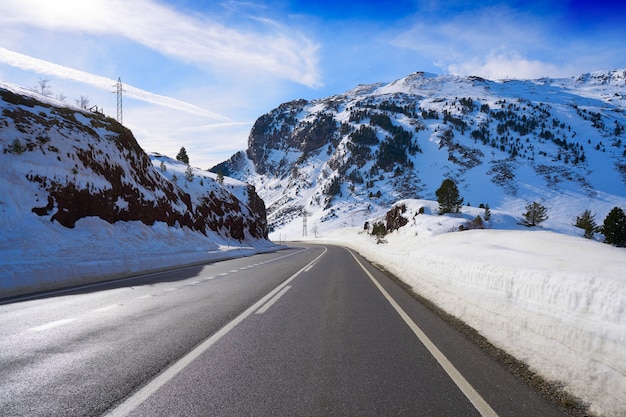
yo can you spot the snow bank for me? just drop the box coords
[0,214,278,298]
[309,216,626,417]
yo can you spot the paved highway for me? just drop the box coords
[0,245,566,416]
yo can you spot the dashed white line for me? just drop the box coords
[29,318,77,332]
[93,304,122,313]
[136,295,153,300]
[105,247,327,417]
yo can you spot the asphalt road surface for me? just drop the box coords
[0,244,566,416]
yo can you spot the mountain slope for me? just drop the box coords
[0,82,269,296]
[214,70,626,235]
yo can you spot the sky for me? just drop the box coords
[1,0,625,169]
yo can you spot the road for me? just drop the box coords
[0,244,566,416]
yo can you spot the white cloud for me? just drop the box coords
[0,47,231,120]
[0,0,321,87]
[445,49,574,80]
[390,6,581,80]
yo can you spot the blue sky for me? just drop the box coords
[1,0,624,168]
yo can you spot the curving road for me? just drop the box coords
[0,245,566,416]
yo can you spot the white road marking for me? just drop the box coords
[105,246,327,417]
[136,295,153,300]
[93,304,122,313]
[348,249,499,417]
[29,318,77,332]
[255,286,291,314]
[303,259,319,272]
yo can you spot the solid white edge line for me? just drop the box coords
[105,246,327,417]
[348,249,499,417]
[255,286,291,315]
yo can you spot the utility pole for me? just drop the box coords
[115,78,124,124]
[302,208,308,237]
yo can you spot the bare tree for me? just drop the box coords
[33,78,53,97]
[75,96,90,110]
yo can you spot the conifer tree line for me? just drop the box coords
[432,179,626,246]
[576,207,626,246]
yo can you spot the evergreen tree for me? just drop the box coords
[484,204,491,222]
[216,171,224,185]
[176,147,190,165]
[436,178,463,214]
[185,165,194,182]
[522,201,548,226]
[602,207,626,247]
[575,209,597,239]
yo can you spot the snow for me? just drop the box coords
[0,82,277,297]
[0,149,277,296]
[273,199,626,417]
[0,216,275,295]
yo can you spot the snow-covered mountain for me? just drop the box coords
[213,69,626,236]
[0,82,269,296]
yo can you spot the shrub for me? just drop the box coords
[10,139,25,154]
[371,221,386,237]
[465,215,484,230]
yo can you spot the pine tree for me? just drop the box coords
[522,201,548,226]
[575,210,597,239]
[185,165,194,182]
[436,178,463,214]
[602,207,626,247]
[176,147,189,165]
[484,204,491,221]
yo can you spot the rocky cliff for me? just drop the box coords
[0,85,268,242]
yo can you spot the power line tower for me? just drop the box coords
[115,78,124,124]
[302,208,308,237]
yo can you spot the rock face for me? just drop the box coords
[0,86,268,241]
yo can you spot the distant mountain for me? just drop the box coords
[213,70,626,233]
[0,83,268,242]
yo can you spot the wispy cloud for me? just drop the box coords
[0,47,231,120]
[0,0,321,87]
